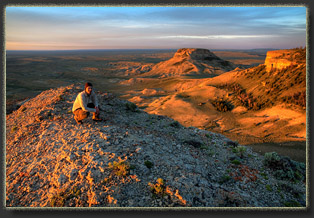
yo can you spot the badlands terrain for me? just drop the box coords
[120,48,306,162]
[6,47,306,163]
[5,47,307,207]
[6,84,306,207]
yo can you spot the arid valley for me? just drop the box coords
[6,48,306,162]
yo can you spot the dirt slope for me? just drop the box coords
[6,84,306,207]
[130,48,306,145]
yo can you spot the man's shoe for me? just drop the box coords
[74,116,83,124]
[92,117,102,122]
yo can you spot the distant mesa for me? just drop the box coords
[141,48,236,78]
[174,48,218,60]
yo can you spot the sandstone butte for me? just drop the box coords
[141,48,236,78]
[6,84,306,208]
[264,49,300,72]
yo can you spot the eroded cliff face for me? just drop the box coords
[264,50,298,72]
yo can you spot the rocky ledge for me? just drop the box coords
[6,84,306,208]
[264,48,305,72]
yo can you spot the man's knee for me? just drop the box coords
[74,109,90,120]
[81,111,90,119]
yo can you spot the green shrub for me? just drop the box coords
[284,200,302,207]
[184,139,203,148]
[234,146,247,158]
[219,175,231,184]
[205,133,212,139]
[265,184,273,192]
[264,152,305,182]
[200,145,209,150]
[170,121,181,128]
[264,152,281,168]
[231,159,241,165]
[129,165,136,170]
[232,148,238,153]
[125,102,139,112]
[260,172,269,180]
[144,160,153,169]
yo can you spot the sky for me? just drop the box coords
[5,6,307,50]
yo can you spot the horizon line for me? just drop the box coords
[6,47,285,52]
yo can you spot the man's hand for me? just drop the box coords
[95,106,100,115]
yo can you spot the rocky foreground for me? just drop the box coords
[6,84,306,208]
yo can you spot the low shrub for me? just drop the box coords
[216,83,261,110]
[148,178,187,206]
[231,159,241,165]
[184,139,203,148]
[232,146,247,158]
[264,152,281,168]
[284,200,302,207]
[125,102,139,112]
[144,160,153,169]
[219,175,231,184]
[264,152,305,182]
[211,98,233,112]
[50,186,81,207]
[108,158,130,177]
[265,184,273,192]
[170,121,181,128]
[148,178,167,197]
[282,91,306,107]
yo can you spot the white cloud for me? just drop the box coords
[157,35,279,39]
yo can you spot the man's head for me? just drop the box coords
[85,82,93,95]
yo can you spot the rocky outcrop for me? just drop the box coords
[6,84,306,207]
[264,49,299,72]
[141,48,236,78]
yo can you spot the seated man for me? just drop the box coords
[72,82,102,124]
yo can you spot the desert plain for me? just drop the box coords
[6,48,306,162]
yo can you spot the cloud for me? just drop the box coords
[157,34,279,39]
[5,6,306,50]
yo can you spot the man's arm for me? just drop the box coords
[91,91,99,108]
[79,93,97,113]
